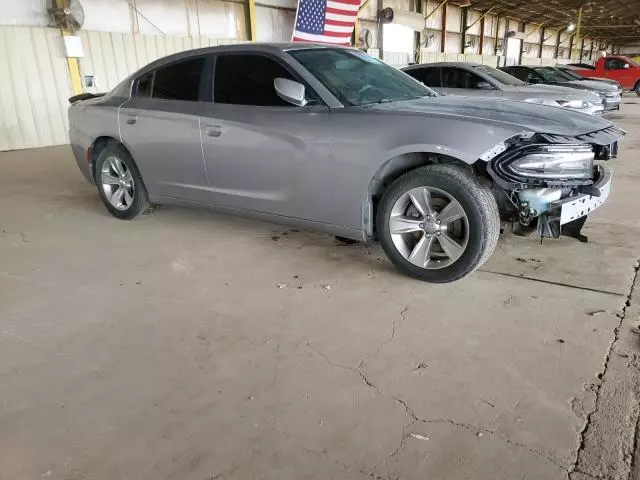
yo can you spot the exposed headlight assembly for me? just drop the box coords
[509,145,594,180]
[557,99,593,109]
[489,144,596,186]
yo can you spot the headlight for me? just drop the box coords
[508,145,594,180]
[557,99,593,109]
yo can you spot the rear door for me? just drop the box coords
[440,67,502,97]
[199,52,332,221]
[119,56,210,203]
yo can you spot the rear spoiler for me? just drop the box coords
[69,92,106,104]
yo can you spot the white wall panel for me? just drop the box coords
[424,1,443,30]
[0,26,71,151]
[255,6,295,42]
[445,4,460,32]
[0,1,49,27]
[0,25,248,151]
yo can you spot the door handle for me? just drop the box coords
[204,125,222,137]
[126,116,138,125]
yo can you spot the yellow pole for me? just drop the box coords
[353,0,372,48]
[245,0,257,41]
[574,4,583,60]
[55,0,83,95]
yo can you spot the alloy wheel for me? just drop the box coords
[100,156,135,211]
[389,186,469,269]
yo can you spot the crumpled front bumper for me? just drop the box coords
[537,165,612,238]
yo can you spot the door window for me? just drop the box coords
[441,67,488,88]
[134,72,153,98]
[152,57,207,101]
[605,58,628,70]
[505,67,525,82]
[406,67,441,87]
[214,54,298,106]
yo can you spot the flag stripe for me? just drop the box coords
[325,18,356,27]
[325,24,354,33]
[327,1,359,11]
[293,31,351,44]
[325,12,356,22]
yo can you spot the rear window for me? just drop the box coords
[132,57,208,101]
[153,57,207,101]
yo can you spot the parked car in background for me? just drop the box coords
[401,62,604,115]
[575,56,640,95]
[555,65,622,90]
[500,65,621,112]
[70,44,623,283]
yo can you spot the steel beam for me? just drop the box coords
[441,1,447,53]
[245,0,257,41]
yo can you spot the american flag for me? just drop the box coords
[291,0,360,46]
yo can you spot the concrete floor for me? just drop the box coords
[1,100,639,480]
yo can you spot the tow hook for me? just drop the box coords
[519,201,537,226]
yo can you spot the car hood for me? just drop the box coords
[573,79,617,91]
[552,79,616,92]
[505,83,600,99]
[364,95,613,137]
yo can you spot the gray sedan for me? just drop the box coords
[500,65,621,111]
[70,44,622,283]
[402,62,604,115]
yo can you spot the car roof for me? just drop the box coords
[139,42,350,72]
[403,62,484,69]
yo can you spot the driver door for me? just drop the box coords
[199,53,332,222]
[604,58,635,87]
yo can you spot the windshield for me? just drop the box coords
[288,48,437,106]
[533,67,576,82]
[557,68,584,80]
[471,65,526,86]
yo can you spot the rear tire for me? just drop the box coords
[635,82,640,97]
[377,164,500,283]
[94,142,154,220]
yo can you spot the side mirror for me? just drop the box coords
[475,81,495,90]
[274,78,308,107]
[528,77,542,85]
[623,63,631,69]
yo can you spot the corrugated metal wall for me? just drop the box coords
[0,26,243,152]
[0,26,72,151]
[78,30,243,92]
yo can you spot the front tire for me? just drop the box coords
[95,142,154,220]
[377,164,500,283]
[635,81,640,97]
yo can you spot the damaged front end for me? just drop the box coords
[484,126,623,241]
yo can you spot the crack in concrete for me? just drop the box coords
[375,302,412,356]
[0,229,28,243]
[570,258,640,479]
[307,341,568,474]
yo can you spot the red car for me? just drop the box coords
[576,56,640,95]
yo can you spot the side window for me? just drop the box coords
[605,58,627,70]
[442,67,486,89]
[152,57,206,101]
[404,68,425,83]
[507,68,528,82]
[134,72,153,98]
[422,68,441,87]
[214,54,297,106]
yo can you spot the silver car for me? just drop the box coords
[402,62,604,115]
[69,44,623,283]
[500,65,621,112]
